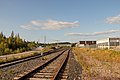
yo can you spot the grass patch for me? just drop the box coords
[73,47,120,63]
[8,69,15,74]
[86,48,120,62]
[0,70,3,76]
[41,56,47,60]
[73,48,91,76]
[0,51,41,64]
[73,47,120,79]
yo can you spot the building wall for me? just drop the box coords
[76,41,96,48]
[97,38,120,49]
[97,38,109,49]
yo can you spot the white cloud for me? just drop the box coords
[20,24,39,30]
[66,30,120,36]
[106,14,120,24]
[20,20,80,30]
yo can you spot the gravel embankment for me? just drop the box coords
[0,51,63,80]
[68,51,82,80]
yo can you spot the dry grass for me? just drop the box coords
[0,51,40,64]
[73,47,120,80]
[77,48,120,63]
[42,47,53,53]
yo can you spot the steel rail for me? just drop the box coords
[52,50,69,80]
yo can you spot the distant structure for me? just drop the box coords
[58,42,71,47]
[97,37,120,49]
[76,41,96,48]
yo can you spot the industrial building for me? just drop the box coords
[76,41,96,48]
[97,37,120,49]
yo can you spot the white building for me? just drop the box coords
[97,38,120,49]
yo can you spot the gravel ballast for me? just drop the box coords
[68,51,82,80]
[0,51,63,80]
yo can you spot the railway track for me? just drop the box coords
[56,50,70,80]
[0,48,64,69]
[14,49,70,80]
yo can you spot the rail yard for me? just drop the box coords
[0,47,82,80]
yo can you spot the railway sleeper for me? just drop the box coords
[35,72,53,75]
[32,74,53,78]
[28,78,51,80]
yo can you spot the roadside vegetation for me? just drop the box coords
[0,46,54,64]
[73,47,120,80]
[0,51,40,64]
[0,31,38,56]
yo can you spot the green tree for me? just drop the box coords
[0,31,39,56]
[11,31,14,38]
[4,48,12,55]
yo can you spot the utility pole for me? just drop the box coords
[44,36,46,44]
[41,36,46,55]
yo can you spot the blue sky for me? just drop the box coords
[0,0,120,43]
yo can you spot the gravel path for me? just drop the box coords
[0,51,63,80]
[68,51,82,80]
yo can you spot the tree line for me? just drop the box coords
[0,31,38,55]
